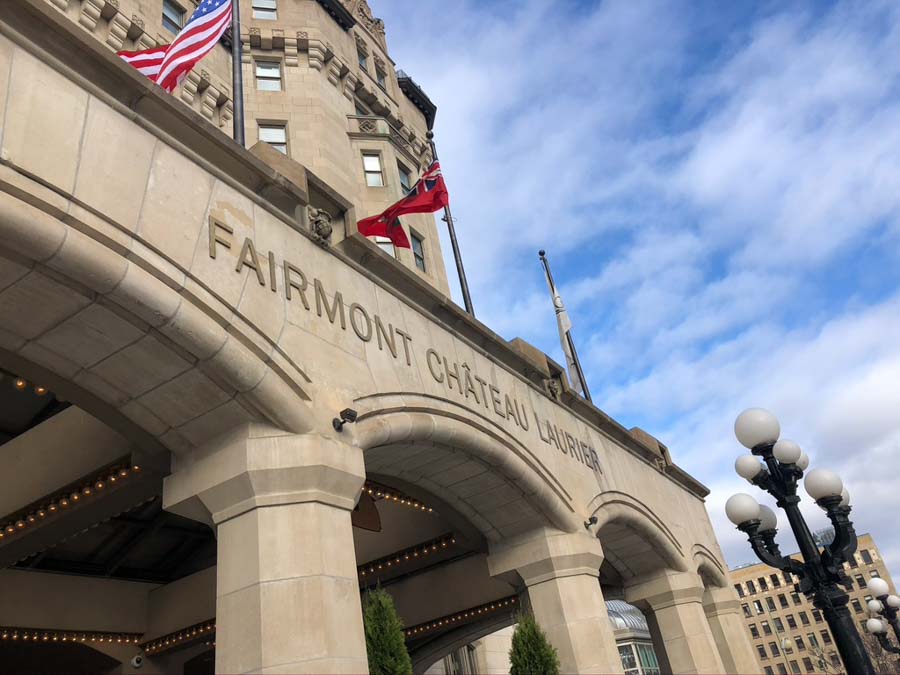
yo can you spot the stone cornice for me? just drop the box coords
[397,70,437,130]
[315,0,356,31]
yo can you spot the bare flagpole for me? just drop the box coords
[539,250,592,403]
[426,130,474,316]
[231,0,245,146]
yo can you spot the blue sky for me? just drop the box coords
[375,0,900,572]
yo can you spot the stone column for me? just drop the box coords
[163,424,368,674]
[626,571,725,675]
[488,529,624,674]
[702,586,761,674]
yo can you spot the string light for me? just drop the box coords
[13,378,27,390]
[0,627,141,646]
[358,534,457,578]
[142,620,216,656]
[34,385,47,396]
[362,481,434,514]
[0,461,137,540]
[403,596,518,639]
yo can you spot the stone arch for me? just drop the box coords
[353,396,580,542]
[0,190,313,456]
[409,609,516,674]
[692,543,729,588]
[588,491,688,581]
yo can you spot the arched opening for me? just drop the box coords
[350,399,584,672]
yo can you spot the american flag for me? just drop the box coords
[117,0,232,93]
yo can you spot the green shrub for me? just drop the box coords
[509,612,560,675]
[363,587,413,675]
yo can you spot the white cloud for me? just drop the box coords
[375,0,900,571]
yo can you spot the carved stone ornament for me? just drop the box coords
[307,206,333,246]
[545,377,561,401]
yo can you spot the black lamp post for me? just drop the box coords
[725,408,876,675]
[865,577,900,655]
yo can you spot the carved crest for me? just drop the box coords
[307,206,333,246]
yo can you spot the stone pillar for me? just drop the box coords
[488,529,624,674]
[702,586,761,674]
[626,571,725,675]
[163,424,368,674]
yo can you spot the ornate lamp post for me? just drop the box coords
[724,408,876,675]
[865,576,900,655]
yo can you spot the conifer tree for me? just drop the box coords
[509,612,560,675]
[363,586,413,675]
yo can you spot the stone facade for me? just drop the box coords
[0,1,755,674]
[731,533,897,675]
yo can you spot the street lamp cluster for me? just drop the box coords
[724,408,875,675]
[865,576,900,656]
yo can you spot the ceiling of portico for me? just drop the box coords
[364,440,553,543]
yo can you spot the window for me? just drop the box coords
[764,668,774,675]
[794,636,805,651]
[252,0,277,19]
[376,67,386,89]
[870,570,881,578]
[802,657,813,672]
[807,633,818,649]
[759,577,769,591]
[774,618,784,633]
[358,47,368,71]
[830,654,841,668]
[784,571,794,586]
[255,61,282,91]
[757,645,768,660]
[799,611,809,626]
[855,574,866,587]
[777,665,787,675]
[258,123,287,154]
[372,236,396,258]
[771,574,782,588]
[618,645,638,675]
[742,603,752,618]
[778,594,789,608]
[845,576,855,590]
[812,609,822,623]
[769,641,780,657]
[363,153,384,187]
[635,643,660,675]
[791,592,801,605]
[162,0,184,33]
[735,583,745,598]
[411,232,426,272]
[848,555,858,569]
[754,600,764,615]
[766,597,777,612]
[820,630,832,644]
[397,161,412,194]
[787,615,797,630]
[750,624,760,639]
[761,620,772,636]
[790,661,801,674]
[851,599,863,613]
[861,549,873,564]
[864,594,873,603]
[747,580,757,594]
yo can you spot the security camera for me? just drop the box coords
[130,654,144,669]
[332,408,359,432]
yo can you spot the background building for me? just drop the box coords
[730,531,896,674]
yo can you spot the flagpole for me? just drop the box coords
[426,130,474,316]
[538,250,592,403]
[231,0,245,147]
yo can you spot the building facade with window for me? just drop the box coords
[0,1,758,674]
[730,533,896,674]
